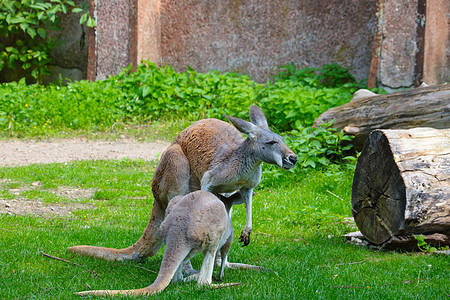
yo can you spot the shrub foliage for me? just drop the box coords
[0,62,362,133]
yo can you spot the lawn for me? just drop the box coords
[0,159,448,299]
[0,63,448,299]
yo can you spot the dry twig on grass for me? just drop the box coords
[40,251,97,277]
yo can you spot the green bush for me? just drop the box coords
[0,62,363,140]
[105,63,260,122]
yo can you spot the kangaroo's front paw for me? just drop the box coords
[239,230,251,247]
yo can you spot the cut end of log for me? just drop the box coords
[351,130,407,244]
[352,128,450,245]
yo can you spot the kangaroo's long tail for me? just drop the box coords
[68,201,165,262]
[75,234,190,296]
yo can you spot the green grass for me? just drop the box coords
[1,160,448,299]
[0,62,443,298]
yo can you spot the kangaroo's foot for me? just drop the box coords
[225,261,278,275]
[183,272,199,283]
[182,260,199,276]
[215,254,277,274]
[76,287,155,297]
[239,229,251,247]
[67,245,146,262]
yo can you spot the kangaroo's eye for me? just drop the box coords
[266,140,277,145]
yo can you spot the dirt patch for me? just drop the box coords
[51,186,97,201]
[0,198,94,217]
[0,180,98,216]
[0,138,170,216]
[0,138,170,167]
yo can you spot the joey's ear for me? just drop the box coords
[249,105,269,129]
[224,114,257,138]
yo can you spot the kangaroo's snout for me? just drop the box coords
[282,153,297,169]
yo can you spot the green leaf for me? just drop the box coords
[37,28,46,38]
[142,86,150,98]
[304,160,316,169]
[19,22,29,32]
[87,16,95,27]
[22,62,31,70]
[72,8,83,13]
[37,11,45,20]
[31,68,39,78]
[79,12,88,24]
[49,13,56,23]
[26,27,36,39]
[318,157,330,166]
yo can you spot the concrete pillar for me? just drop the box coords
[369,0,450,89]
[87,0,161,81]
[378,0,420,89]
[137,0,161,65]
[423,0,450,85]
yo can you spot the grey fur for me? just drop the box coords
[76,191,234,296]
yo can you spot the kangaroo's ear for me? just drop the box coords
[224,114,257,139]
[249,105,269,129]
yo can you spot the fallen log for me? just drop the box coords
[351,128,450,246]
[313,84,450,151]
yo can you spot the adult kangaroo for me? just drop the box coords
[68,105,297,262]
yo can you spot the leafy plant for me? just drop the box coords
[272,62,359,88]
[106,62,260,122]
[0,0,93,82]
[0,62,365,138]
[414,234,450,253]
[287,121,355,169]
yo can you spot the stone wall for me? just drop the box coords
[2,0,448,87]
[423,0,450,85]
[378,0,419,89]
[158,0,377,82]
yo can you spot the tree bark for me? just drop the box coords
[351,128,450,245]
[313,84,450,151]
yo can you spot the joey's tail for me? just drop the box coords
[75,236,191,296]
[68,201,165,262]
